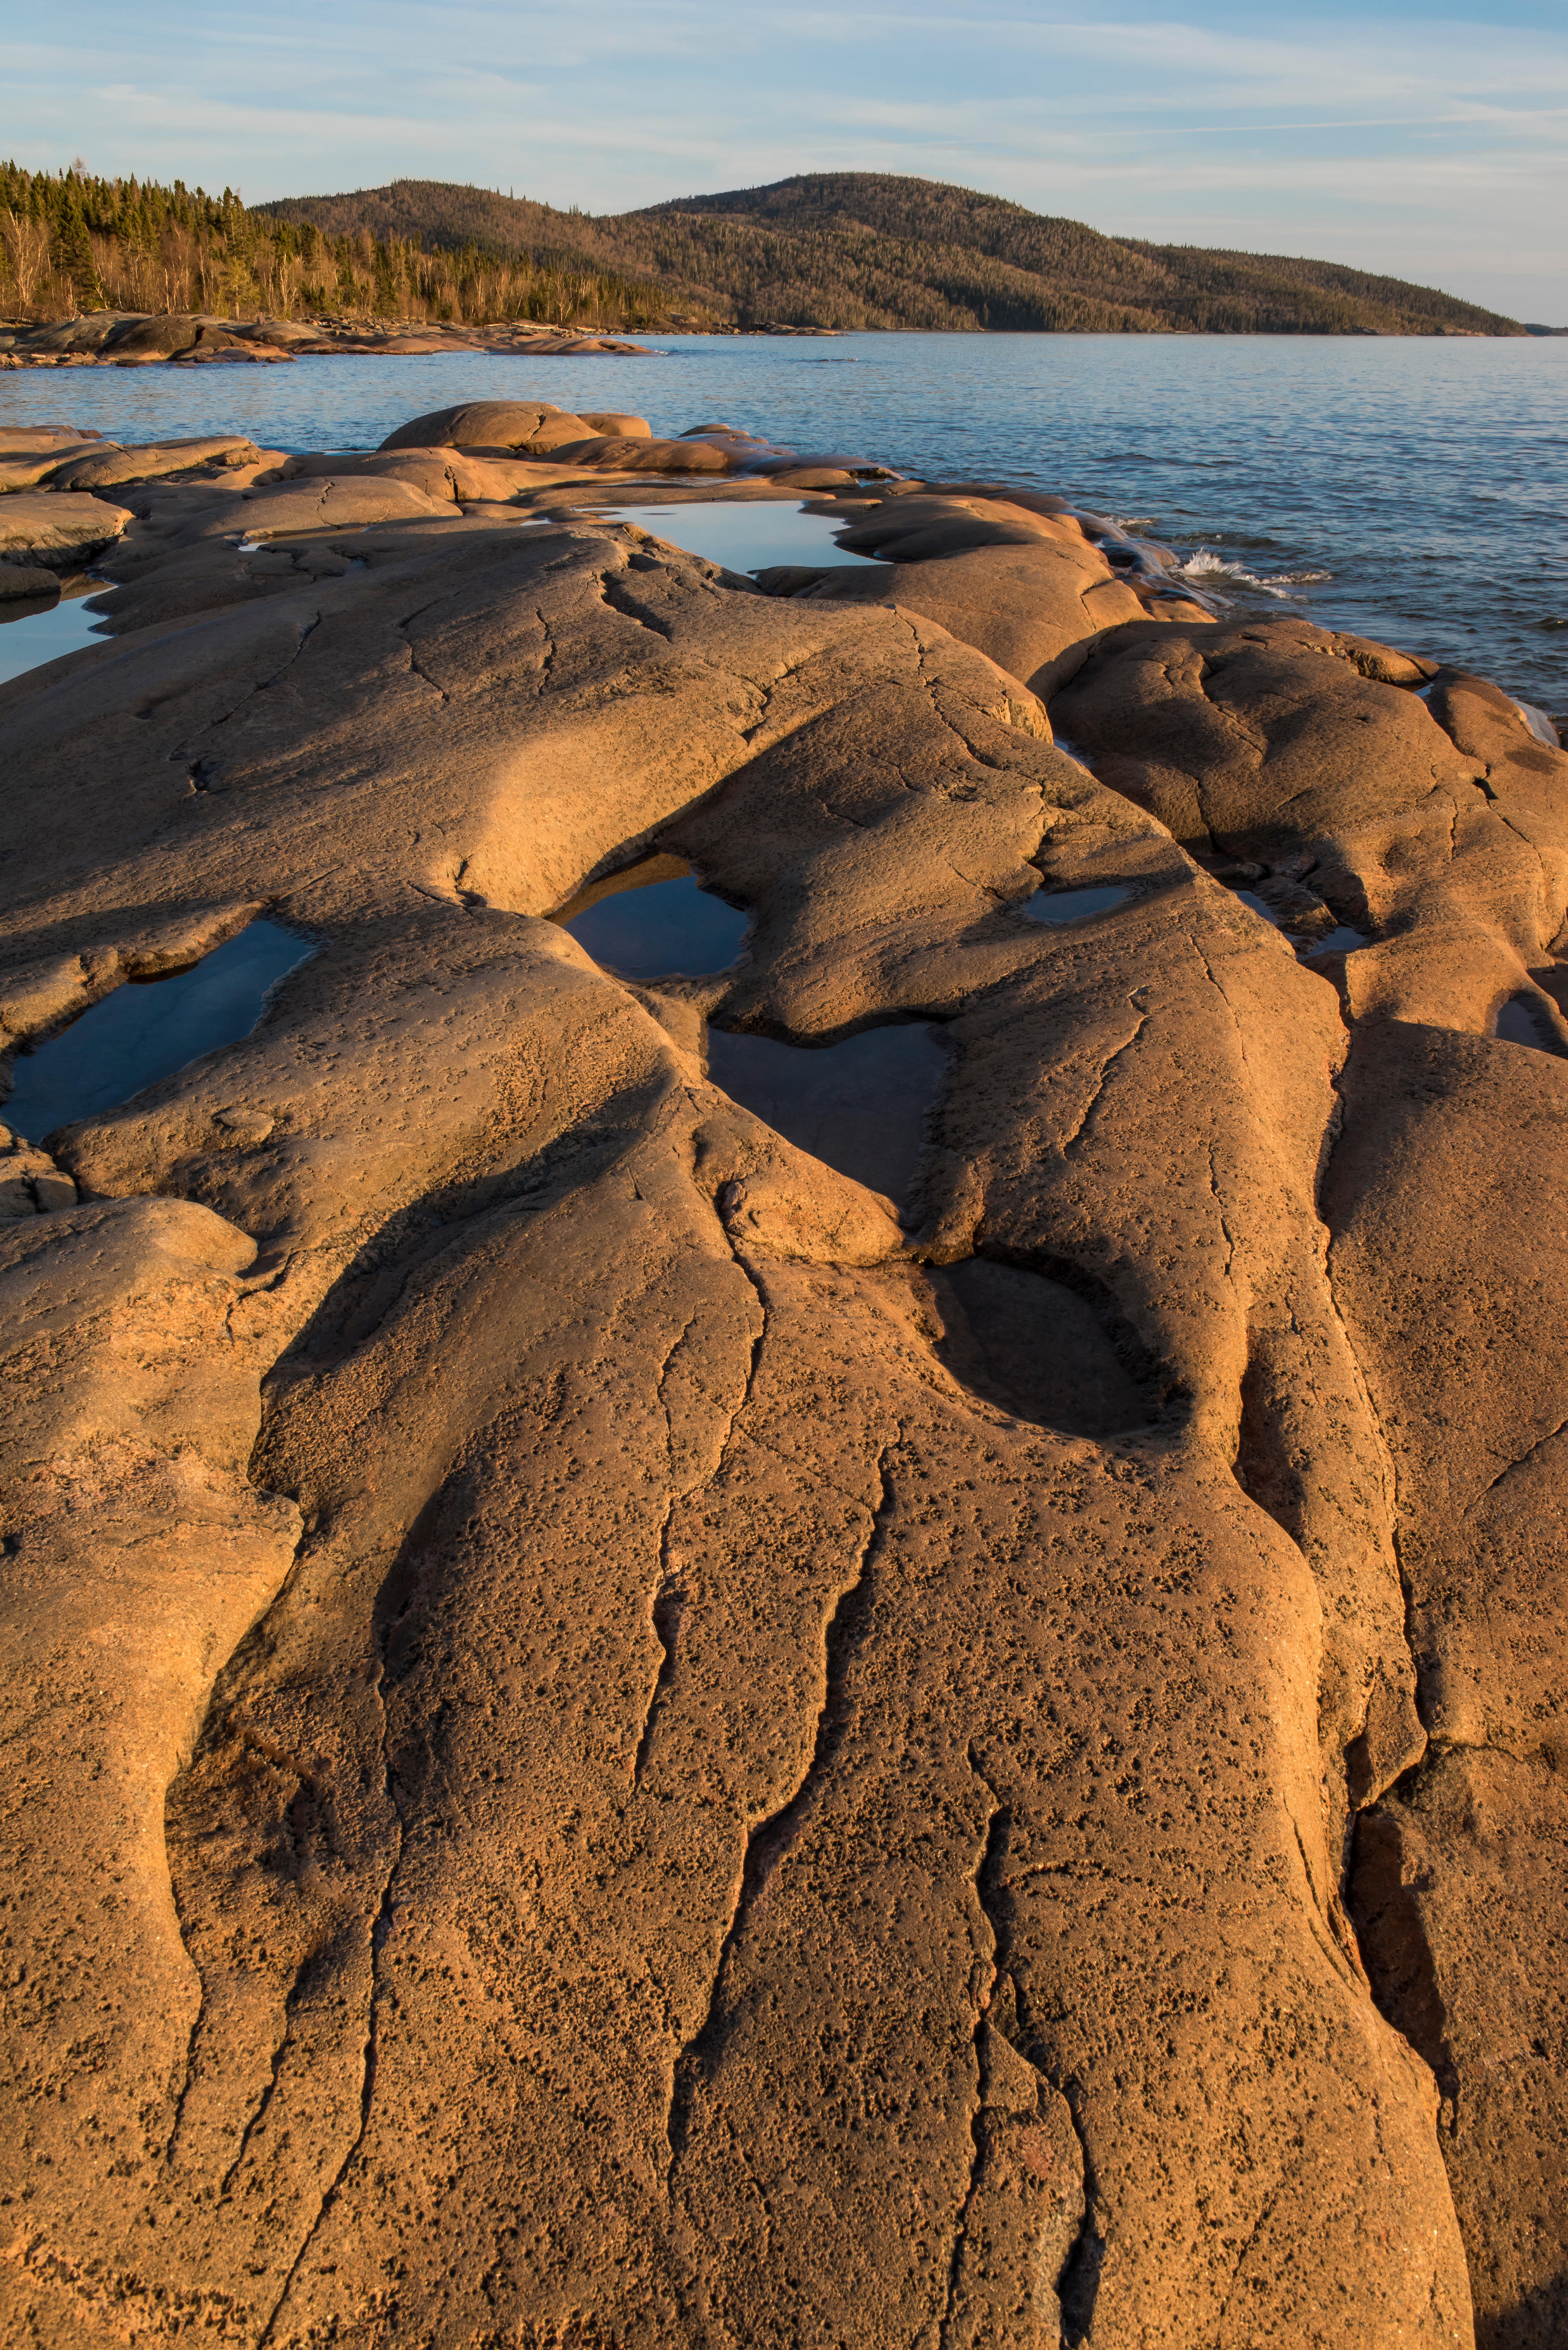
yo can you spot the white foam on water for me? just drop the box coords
[1175,548,1333,603]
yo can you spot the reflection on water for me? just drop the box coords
[0,584,110,687]
[4,919,313,1140]
[556,853,750,977]
[923,1255,1151,1434]
[594,499,883,577]
[706,1020,946,1206]
[1022,883,1134,925]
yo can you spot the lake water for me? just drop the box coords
[2,334,1563,707]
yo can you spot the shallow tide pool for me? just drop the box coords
[706,1021,947,1207]
[0,586,111,686]
[556,855,750,977]
[4,920,314,1141]
[592,498,882,578]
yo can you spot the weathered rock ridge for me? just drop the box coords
[0,405,1564,2347]
[0,313,653,366]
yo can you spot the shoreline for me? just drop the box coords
[7,309,1566,371]
[6,369,1561,724]
[0,310,655,367]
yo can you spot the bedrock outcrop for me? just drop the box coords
[0,313,654,365]
[0,405,1563,2346]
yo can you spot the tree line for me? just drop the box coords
[0,162,1524,338]
[0,162,668,327]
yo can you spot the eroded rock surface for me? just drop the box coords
[0,402,1561,2346]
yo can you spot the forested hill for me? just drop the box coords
[0,161,1519,334]
[258,171,1523,336]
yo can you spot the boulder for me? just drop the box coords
[275,449,606,504]
[47,437,262,489]
[0,426,108,451]
[0,563,61,600]
[17,312,150,354]
[579,411,652,436]
[764,535,1147,698]
[835,492,1093,562]
[378,401,587,453]
[546,434,739,473]
[173,327,294,364]
[100,313,206,360]
[0,440,118,492]
[277,450,462,502]
[1053,615,1568,1034]
[0,490,133,569]
[228,475,458,532]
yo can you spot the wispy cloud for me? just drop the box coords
[4,0,1563,315]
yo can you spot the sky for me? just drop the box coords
[7,0,1567,320]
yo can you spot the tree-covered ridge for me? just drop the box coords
[0,163,665,328]
[638,173,1523,335]
[262,171,1521,335]
[0,162,1524,336]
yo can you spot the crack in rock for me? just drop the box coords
[663,1435,898,2172]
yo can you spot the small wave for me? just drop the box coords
[1176,548,1332,601]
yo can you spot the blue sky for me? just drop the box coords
[8,0,1566,318]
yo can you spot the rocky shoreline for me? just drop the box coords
[1,394,1564,2348]
[0,311,653,366]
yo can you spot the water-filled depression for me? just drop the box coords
[555,855,750,977]
[0,585,111,687]
[4,919,313,1140]
[706,1021,947,1207]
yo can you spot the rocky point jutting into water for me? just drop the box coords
[0,397,1564,2348]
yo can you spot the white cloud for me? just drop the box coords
[3,0,1563,313]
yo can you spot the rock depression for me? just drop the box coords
[0,401,1564,2348]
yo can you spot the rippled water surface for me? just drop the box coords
[4,334,1563,705]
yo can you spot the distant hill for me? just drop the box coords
[257,171,1524,337]
[0,161,1519,337]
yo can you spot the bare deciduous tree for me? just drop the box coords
[0,208,52,309]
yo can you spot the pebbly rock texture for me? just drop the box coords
[0,401,1562,2346]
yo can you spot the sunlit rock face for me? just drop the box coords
[2,410,1566,2349]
